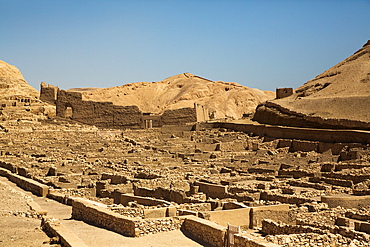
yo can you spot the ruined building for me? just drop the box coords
[40,83,209,129]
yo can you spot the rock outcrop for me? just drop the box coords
[0,60,55,124]
[253,40,370,130]
[0,60,39,99]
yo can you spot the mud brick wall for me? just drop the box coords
[276,88,293,99]
[56,90,143,129]
[40,82,58,105]
[181,215,226,247]
[160,107,197,126]
[195,103,210,122]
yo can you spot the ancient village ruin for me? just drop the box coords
[1,40,370,247]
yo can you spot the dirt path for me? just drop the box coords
[0,178,55,247]
[0,177,207,247]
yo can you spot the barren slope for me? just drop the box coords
[68,73,275,119]
[254,40,370,129]
[0,60,55,123]
[0,60,39,99]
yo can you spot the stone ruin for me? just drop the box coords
[1,116,370,246]
[276,87,293,99]
[1,81,370,247]
[40,82,210,129]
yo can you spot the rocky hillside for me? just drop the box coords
[0,60,55,127]
[0,60,39,99]
[253,40,370,130]
[68,73,275,119]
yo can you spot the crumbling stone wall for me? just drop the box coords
[195,103,210,122]
[276,88,293,99]
[40,82,58,105]
[181,215,226,247]
[41,83,209,129]
[160,107,197,126]
[71,199,181,237]
[56,90,143,129]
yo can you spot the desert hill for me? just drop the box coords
[0,60,39,99]
[68,73,275,119]
[0,60,55,125]
[253,40,370,130]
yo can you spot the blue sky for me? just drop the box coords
[1,1,369,91]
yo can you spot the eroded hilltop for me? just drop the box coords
[253,40,370,130]
[68,73,275,120]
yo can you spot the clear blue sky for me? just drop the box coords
[1,0,369,91]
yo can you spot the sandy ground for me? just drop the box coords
[0,180,55,247]
[0,177,209,247]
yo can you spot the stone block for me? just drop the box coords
[143,208,167,219]
[166,207,177,217]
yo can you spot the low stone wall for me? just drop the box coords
[198,122,370,147]
[321,172,370,184]
[2,168,49,197]
[0,167,10,177]
[234,233,280,247]
[250,204,293,228]
[72,199,139,237]
[71,199,181,237]
[42,217,88,247]
[321,195,370,209]
[195,181,228,199]
[134,185,188,204]
[121,194,171,207]
[207,207,251,229]
[288,179,329,190]
[262,219,326,235]
[101,172,128,184]
[321,177,353,187]
[260,191,314,205]
[0,161,17,173]
[264,219,370,241]
[355,221,370,234]
[181,215,227,247]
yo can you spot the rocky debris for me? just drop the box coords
[265,232,368,247]
[1,120,370,241]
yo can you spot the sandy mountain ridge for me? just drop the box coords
[68,73,275,119]
[0,60,39,99]
[254,40,370,129]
